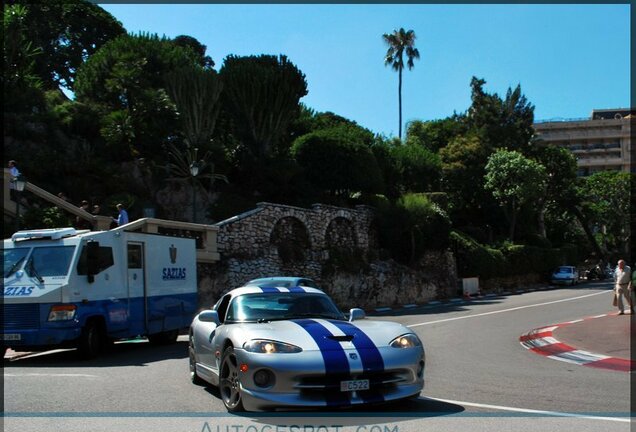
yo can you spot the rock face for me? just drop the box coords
[197,202,459,310]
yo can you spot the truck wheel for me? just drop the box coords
[148,329,179,345]
[219,346,245,412]
[78,321,102,360]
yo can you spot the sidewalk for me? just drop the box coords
[520,310,635,372]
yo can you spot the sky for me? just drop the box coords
[99,3,631,138]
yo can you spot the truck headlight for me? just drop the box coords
[243,339,302,354]
[390,333,421,349]
[48,305,77,321]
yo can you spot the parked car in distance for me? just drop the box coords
[189,285,425,412]
[246,276,318,289]
[551,266,580,286]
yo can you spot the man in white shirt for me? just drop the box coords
[614,259,631,315]
[8,160,20,200]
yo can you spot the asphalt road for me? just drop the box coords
[3,281,631,432]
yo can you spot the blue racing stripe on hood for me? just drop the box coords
[329,320,385,373]
[329,320,386,404]
[288,286,306,293]
[294,319,350,407]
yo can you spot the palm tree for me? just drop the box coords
[382,28,420,140]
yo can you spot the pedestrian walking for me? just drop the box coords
[613,259,631,315]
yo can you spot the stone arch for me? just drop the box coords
[325,216,357,249]
[269,216,311,263]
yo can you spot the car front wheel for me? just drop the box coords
[219,346,244,412]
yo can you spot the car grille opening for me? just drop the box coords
[295,369,410,396]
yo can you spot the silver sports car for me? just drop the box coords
[189,285,425,412]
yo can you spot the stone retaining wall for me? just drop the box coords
[197,202,458,310]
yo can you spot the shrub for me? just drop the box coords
[450,231,505,279]
[451,230,583,280]
[378,194,451,265]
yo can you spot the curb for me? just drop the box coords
[519,313,635,373]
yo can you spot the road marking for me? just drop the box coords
[408,290,609,328]
[4,373,98,378]
[420,396,630,423]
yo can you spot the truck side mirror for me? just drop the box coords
[86,241,100,283]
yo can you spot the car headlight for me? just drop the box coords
[243,339,303,354]
[390,333,422,349]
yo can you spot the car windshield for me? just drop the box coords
[3,248,30,278]
[225,293,345,323]
[557,267,573,274]
[25,246,75,278]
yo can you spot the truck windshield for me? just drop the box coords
[25,246,76,278]
[3,248,30,278]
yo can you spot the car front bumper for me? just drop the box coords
[232,346,425,411]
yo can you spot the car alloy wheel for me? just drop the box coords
[219,347,244,412]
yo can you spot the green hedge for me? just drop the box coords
[451,230,581,280]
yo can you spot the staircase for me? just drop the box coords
[3,168,111,230]
[3,168,220,263]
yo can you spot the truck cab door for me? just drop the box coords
[127,242,146,332]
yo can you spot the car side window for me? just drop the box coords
[216,295,232,323]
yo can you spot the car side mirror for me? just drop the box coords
[349,308,365,322]
[199,310,220,325]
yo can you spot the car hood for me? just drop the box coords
[233,318,412,351]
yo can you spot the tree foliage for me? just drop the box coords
[292,129,383,197]
[440,134,491,214]
[466,77,535,153]
[8,0,125,90]
[484,149,547,240]
[3,3,44,114]
[382,28,420,140]
[378,193,450,264]
[390,143,441,195]
[75,33,201,159]
[172,35,215,69]
[577,171,631,255]
[220,54,308,160]
[165,66,223,150]
[405,117,466,153]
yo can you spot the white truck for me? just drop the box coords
[2,226,198,358]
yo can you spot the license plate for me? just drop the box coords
[1,334,21,341]
[340,379,369,392]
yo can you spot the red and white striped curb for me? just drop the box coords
[520,313,635,372]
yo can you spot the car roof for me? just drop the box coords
[247,276,311,283]
[229,285,326,297]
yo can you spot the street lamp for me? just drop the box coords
[189,159,201,223]
[13,174,26,231]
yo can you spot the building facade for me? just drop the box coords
[533,108,634,176]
